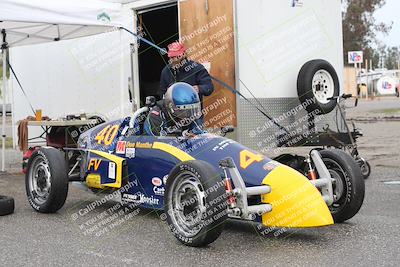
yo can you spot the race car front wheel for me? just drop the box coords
[25,147,69,213]
[319,149,365,223]
[165,160,227,247]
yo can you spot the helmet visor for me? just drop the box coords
[174,102,202,126]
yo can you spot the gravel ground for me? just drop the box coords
[0,98,399,267]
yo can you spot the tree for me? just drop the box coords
[342,0,392,68]
[369,44,400,70]
[384,46,400,70]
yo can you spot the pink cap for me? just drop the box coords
[167,42,186,58]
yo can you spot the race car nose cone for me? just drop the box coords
[261,165,334,228]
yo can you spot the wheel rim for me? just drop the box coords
[360,162,370,176]
[28,155,52,205]
[324,158,348,213]
[168,171,207,238]
[312,70,335,104]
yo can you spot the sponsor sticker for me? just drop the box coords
[135,142,153,149]
[88,159,102,171]
[109,162,116,179]
[126,142,135,148]
[152,177,162,187]
[153,176,166,196]
[212,140,235,151]
[125,148,136,159]
[116,141,126,154]
[263,160,281,171]
[153,186,165,196]
[163,175,168,185]
[122,193,159,205]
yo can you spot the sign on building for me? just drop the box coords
[348,51,364,64]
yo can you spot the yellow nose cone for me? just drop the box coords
[261,165,334,228]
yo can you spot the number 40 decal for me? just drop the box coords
[240,150,263,169]
[95,125,119,146]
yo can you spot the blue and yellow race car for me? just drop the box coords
[25,103,365,247]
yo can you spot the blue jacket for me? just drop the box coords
[159,59,214,101]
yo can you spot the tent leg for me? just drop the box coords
[1,33,7,173]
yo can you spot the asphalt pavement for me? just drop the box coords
[0,98,400,267]
[0,165,399,267]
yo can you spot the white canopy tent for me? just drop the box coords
[0,0,123,172]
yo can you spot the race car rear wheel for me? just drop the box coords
[25,147,69,213]
[319,149,365,223]
[165,160,227,247]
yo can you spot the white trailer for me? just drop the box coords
[10,0,344,151]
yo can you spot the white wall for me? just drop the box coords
[10,9,135,140]
[236,0,344,98]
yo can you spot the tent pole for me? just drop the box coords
[1,29,7,173]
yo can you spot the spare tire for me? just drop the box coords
[0,195,15,216]
[297,59,340,114]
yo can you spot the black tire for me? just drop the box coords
[0,195,15,216]
[165,160,227,247]
[297,59,340,114]
[360,160,371,180]
[319,149,365,223]
[25,147,69,213]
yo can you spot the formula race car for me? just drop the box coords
[24,101,365,247]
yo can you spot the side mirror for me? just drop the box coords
[221,126,234,136]
[145,96,157,107]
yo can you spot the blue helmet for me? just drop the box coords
[165,82,202,126]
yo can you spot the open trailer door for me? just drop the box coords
[179,0,237,128]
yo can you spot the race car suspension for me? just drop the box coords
[306,156,318,181]
[219,158,272,220]
[222,168,237,209]
[309,150,335,206]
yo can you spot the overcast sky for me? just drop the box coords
[374,0,400,47]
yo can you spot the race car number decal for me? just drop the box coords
[240,150,263,169]
[95,125,119,146]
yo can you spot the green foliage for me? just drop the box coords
[342,0,392,68]
[379,46,400,69]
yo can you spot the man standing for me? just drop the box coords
[159,42,214,106]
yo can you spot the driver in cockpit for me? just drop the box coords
[143,82,204,137]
